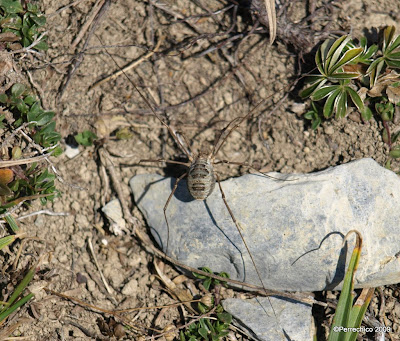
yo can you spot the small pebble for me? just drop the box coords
[324,126,334,135]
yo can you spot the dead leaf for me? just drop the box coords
[368,70,400,102]
[0,32,20,42]
[94,115,130,139]
[387,84,400,104]
[154,261,196,314]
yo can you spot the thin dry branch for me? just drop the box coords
[135,229,320,306]
[71,0,106,50]
[0,154,52,168]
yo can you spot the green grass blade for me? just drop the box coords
[0,293,34,323]
[344,288,375,341]
[328,230,363,341]
[2,263,36,310]
[4,214,19,232]
[0,235,17,250]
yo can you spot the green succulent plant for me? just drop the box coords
[300,35,373,122]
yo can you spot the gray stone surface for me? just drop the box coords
[222,297,312,341]
[130,158,400,292]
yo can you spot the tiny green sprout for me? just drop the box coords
[304,102,322,130]
[193,267,229,291]
[389,145,400,159]
[180,311,233,341]
[376,101,394,121]
[74,130,98,146]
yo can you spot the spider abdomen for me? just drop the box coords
[187,158,215,200]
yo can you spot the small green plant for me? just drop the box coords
[180,309,233,341]
[367,26,400,87]
[0,0,47,51]
[74,130,98,146]
[301,26,400,137]
[0,83,61,214]
[328,230,374,341]
[304,102,322,130]
[180,267,232,341]
[193,267,229,292]
[0,84,62,150]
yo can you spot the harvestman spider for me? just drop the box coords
[98,35,298,329]
[130,77,290,298]
[96,44,305,338]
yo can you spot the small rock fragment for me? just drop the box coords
[64,144,80,159]
[121,278,138,296]
[101,199,127,235]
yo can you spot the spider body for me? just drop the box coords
[187,152,216,200]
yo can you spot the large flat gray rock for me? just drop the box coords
[130,158,400,292]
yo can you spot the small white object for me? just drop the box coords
[64,144,80,159]
[101,199,127,235]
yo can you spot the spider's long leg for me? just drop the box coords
[210,98,267,158]
[163,172,188,255]
[215,173,280,326]
[140,159,191,167]
[214,159,297,181]
[97,35,193,162]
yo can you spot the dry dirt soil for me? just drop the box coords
[3,0,400,340]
